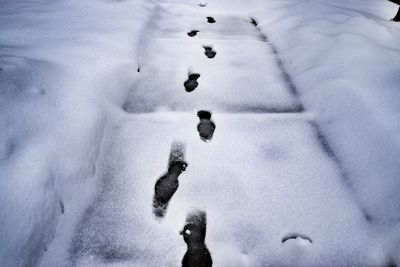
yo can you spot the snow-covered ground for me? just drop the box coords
[0,0,399,266]
[0,0,154,266]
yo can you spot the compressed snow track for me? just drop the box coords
[69,2,375,266]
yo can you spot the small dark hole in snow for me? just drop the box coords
[198,2,207,7]
[207,17,216,23]
[197,110,216,142]
[282,234,313,244]
[137,67,140,73]
[59,200,65,214]
[188,30,199,37]
[184,73,200,92]
[362,210,373,222]
[203,46,216,59]
[249,17,258,26]
[181,210,213,267]
[153,142,187,218]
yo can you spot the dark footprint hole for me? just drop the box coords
[198,2,207,7]
[184,73,200,92]
[362,209,373,223]
[181,210,213,267]
[203,46,216,59]
[197,110,216,142]
[59,200,65,214]
[282,233,313,244]
[249,17,258,26]
[207,17,216,23]
[187,30,200,37]
[153,141,187,218]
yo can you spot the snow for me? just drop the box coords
[124,4,301,113]
[0,0,399,266]
[252,0,400,223]
[83,112,372,266]
[0,0,154,266]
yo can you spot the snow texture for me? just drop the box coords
[0,0,399,266]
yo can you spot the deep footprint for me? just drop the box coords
[188,30,199,37]
[198,2,207,7]
[153,142,188,218]
[184,73,200,92]
[282,233,313,244]
[207,17,216,23]
[181,210,213,267]
[197,110,216,142]
[203,46,216,59]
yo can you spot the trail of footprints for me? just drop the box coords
[150,3,311,266]
[152,7,218,265]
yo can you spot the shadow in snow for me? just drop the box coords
[282,233,313,244]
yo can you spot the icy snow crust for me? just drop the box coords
[0,0,399,266]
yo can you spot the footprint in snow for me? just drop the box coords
[197,110,216,142]
[199,2,207,7]
[153,141,188,218]
[184,73,200,92]
[207,17,216,23]
[203,46,216,59]
[188,30,199,37]
[181,210,213,267]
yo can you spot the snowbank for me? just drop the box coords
[250,0,400,262]
[0,0,154,265]
[253,0,400,222]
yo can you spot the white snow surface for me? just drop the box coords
[0,0,154,266]
[0,0,399,266]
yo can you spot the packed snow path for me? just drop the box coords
[69,2,373,266]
